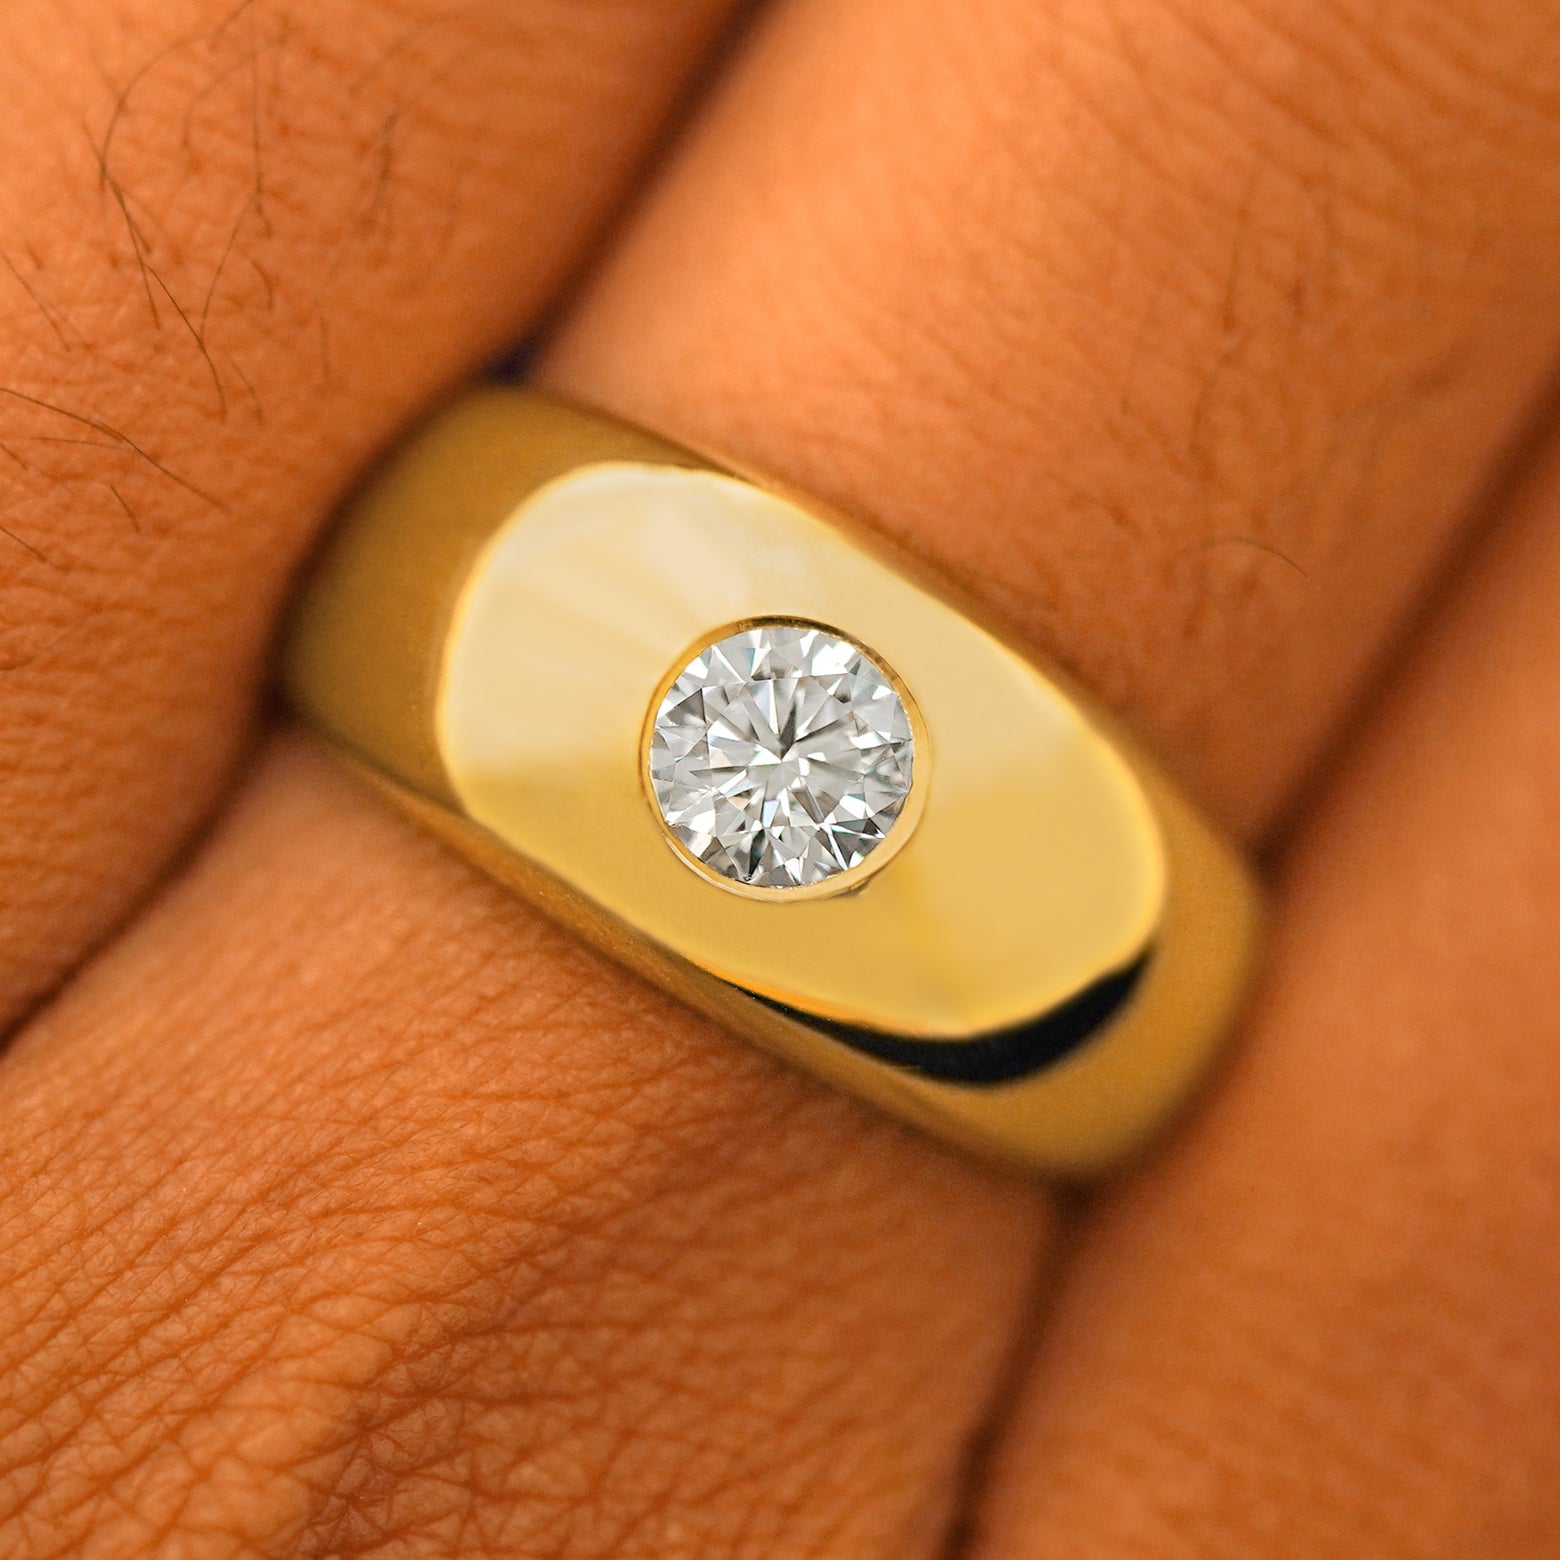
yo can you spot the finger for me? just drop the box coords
[0,743,1043,1557]
[0,0,737,1024]
[9,0,1560,1553]
[549,0,1560,836]
[964,431,1560,1553]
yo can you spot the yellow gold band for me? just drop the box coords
[284,388,1261,1175]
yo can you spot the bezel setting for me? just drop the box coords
[644,618,923,899]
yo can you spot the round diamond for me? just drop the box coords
[649,622,915,889]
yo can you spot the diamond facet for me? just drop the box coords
[648,622,915,889]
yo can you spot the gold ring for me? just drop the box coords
[284,388,1261,1175]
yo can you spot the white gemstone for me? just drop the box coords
[649,622,915,889]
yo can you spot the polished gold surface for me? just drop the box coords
[286,388,1262,1175]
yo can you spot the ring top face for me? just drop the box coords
[433,458,1165,1045]
[647,620,916,892]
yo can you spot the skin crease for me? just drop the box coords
[0,0,1556,1556]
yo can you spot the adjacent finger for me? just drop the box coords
[549,0,1560,836]
[0,743,1043,1557]
[0,0,737,1024]
[964,425,1560,1555]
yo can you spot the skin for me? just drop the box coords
[0,0,1558,1553]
